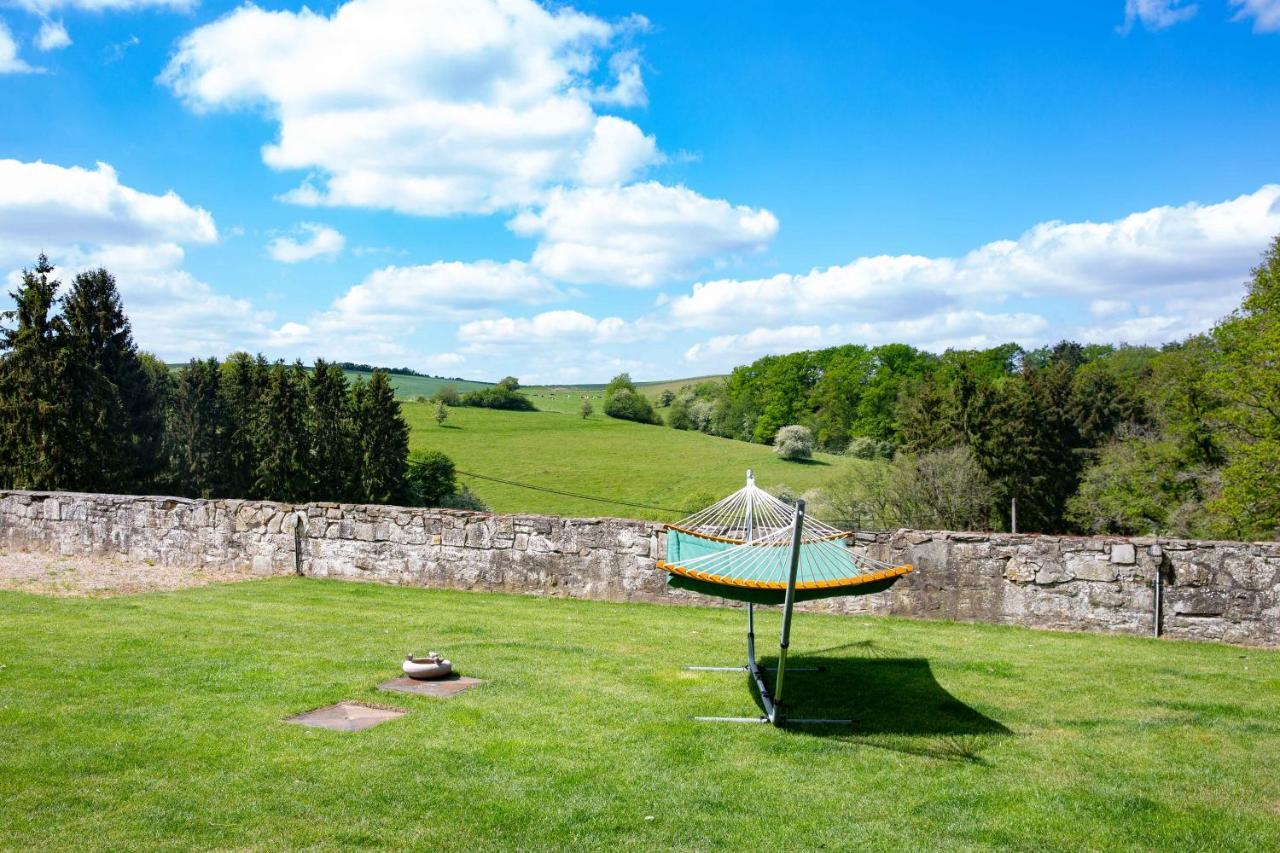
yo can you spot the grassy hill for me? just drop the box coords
[339,371,489,399]
[405,399,854,520]
[522,375,727,414]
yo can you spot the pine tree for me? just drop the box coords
[252,361,311,501]
[307,359,355,501]
[162,358,227,497]
[62,267,159,490]
[220,352,268,497]
[0,256,88,490]
[352,370,409,504]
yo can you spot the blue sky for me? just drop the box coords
[2,0,1279,382]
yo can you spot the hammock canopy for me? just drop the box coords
[657,475,911,605]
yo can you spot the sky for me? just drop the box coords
[1,0,1279,383]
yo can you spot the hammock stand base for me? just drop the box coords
[688,602,851,727]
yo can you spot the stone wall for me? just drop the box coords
[2,490,1277,645]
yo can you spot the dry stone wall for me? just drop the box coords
[2,490,1277,646]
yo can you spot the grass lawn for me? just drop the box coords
[404,400,855,520]
[2,579,1278,850]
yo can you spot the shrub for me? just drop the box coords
[822,445,993,531]
[459,386,535,411]
[406,450,457,506]
[602,373,659,424]
[439,485,489,512]
[580,397,593,419]
[658,389,675,407]
[773,425,815,460]
[845,436,894,461]
[431,384,460,406]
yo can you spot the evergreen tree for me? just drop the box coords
[62,268,159,490]
[220,352,268,497]
[162,358,227,497]
[253,361,311,501]
[307,359,356,501]
[352,370,409,504]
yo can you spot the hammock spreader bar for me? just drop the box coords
[661,470,913,727]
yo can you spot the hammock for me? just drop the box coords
[658,474,912,605]
[657,471,913,727]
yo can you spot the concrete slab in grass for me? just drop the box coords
[379,675,486,698]
[285,701,406,732]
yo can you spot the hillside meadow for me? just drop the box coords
[403,400,853,520]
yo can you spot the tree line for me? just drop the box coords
[0,255,451,507]
[659,236,1280,540]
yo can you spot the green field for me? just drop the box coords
[3,578,1279,849]
[341,371,490,399]
[406,400,850,520]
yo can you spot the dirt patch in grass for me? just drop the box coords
[0,550,256,597]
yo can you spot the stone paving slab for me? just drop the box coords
[284,700,406,731]
[378,675,486,698]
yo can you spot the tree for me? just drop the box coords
[580,397,593,419]
[352,370,410,504]
[603,373,658,424]
[406,450,457,506]
[658,389,675,407]
[308,359,356,502]
[220,352,268,498]
[63,267,160,490]
[496,376,520,392]
[0,256,123,492]
[162,358,227,497]
[822,446,994,531]
[432,383,460,406]
[1209,235,1280,537]
[253,361,311,501]
[435,401,448,426]
[773,425,815,460]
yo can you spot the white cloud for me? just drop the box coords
[162,0,658,216]
[458,309,636,350]
[683,312,1052,366]
[510,182,778,287]
[667,184,1280,337]
[0,159,216,266]
[1120,0,1198,32]
[35,20,70,51]
[1089,299,1131,317]
[330,260,560,324]
[267,222,345,263]
[0,19,38,72]
[1230,0,1280,31]
[11,0,192,11]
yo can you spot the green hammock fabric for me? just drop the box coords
[665,571,902,605]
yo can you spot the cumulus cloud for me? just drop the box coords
[457,309,637,352]
[510,182,779,287]
[266,222,345,263]
[0,159,217,266]
[329,260,561,325]
[10,0,192,11]
[1120,0,1198,32]
[667,185,1280,341]
[162,0,659,216]
[35,20,70,51]
[1230,0,1280,31]
[0,19,38,72]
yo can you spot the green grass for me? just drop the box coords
[341,371,491,399]
[2,579,1278,850]
[407,400,853,519]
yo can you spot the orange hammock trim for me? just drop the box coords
[656,559,913,591]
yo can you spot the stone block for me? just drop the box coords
[1109,543,1136,564]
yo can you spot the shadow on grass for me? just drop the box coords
[743,648,1012,763]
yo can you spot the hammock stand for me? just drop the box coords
[657,471,912,727]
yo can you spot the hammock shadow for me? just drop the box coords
[747,654,1011,745]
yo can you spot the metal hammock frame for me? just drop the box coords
[658,471,913,726]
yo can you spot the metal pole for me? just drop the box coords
[1011,498,1017,534]
[1153,542,1163,638]
[745,469,755,650]
[771,499,805,725]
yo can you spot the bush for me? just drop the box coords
[773,425,815,460]
[431,384,460,406]
[438,485,489,512]
[459,386,536,411]
[602,374,659,424]
[845,436,894,461]
[406,450,457,506]
[822,445,993,531]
